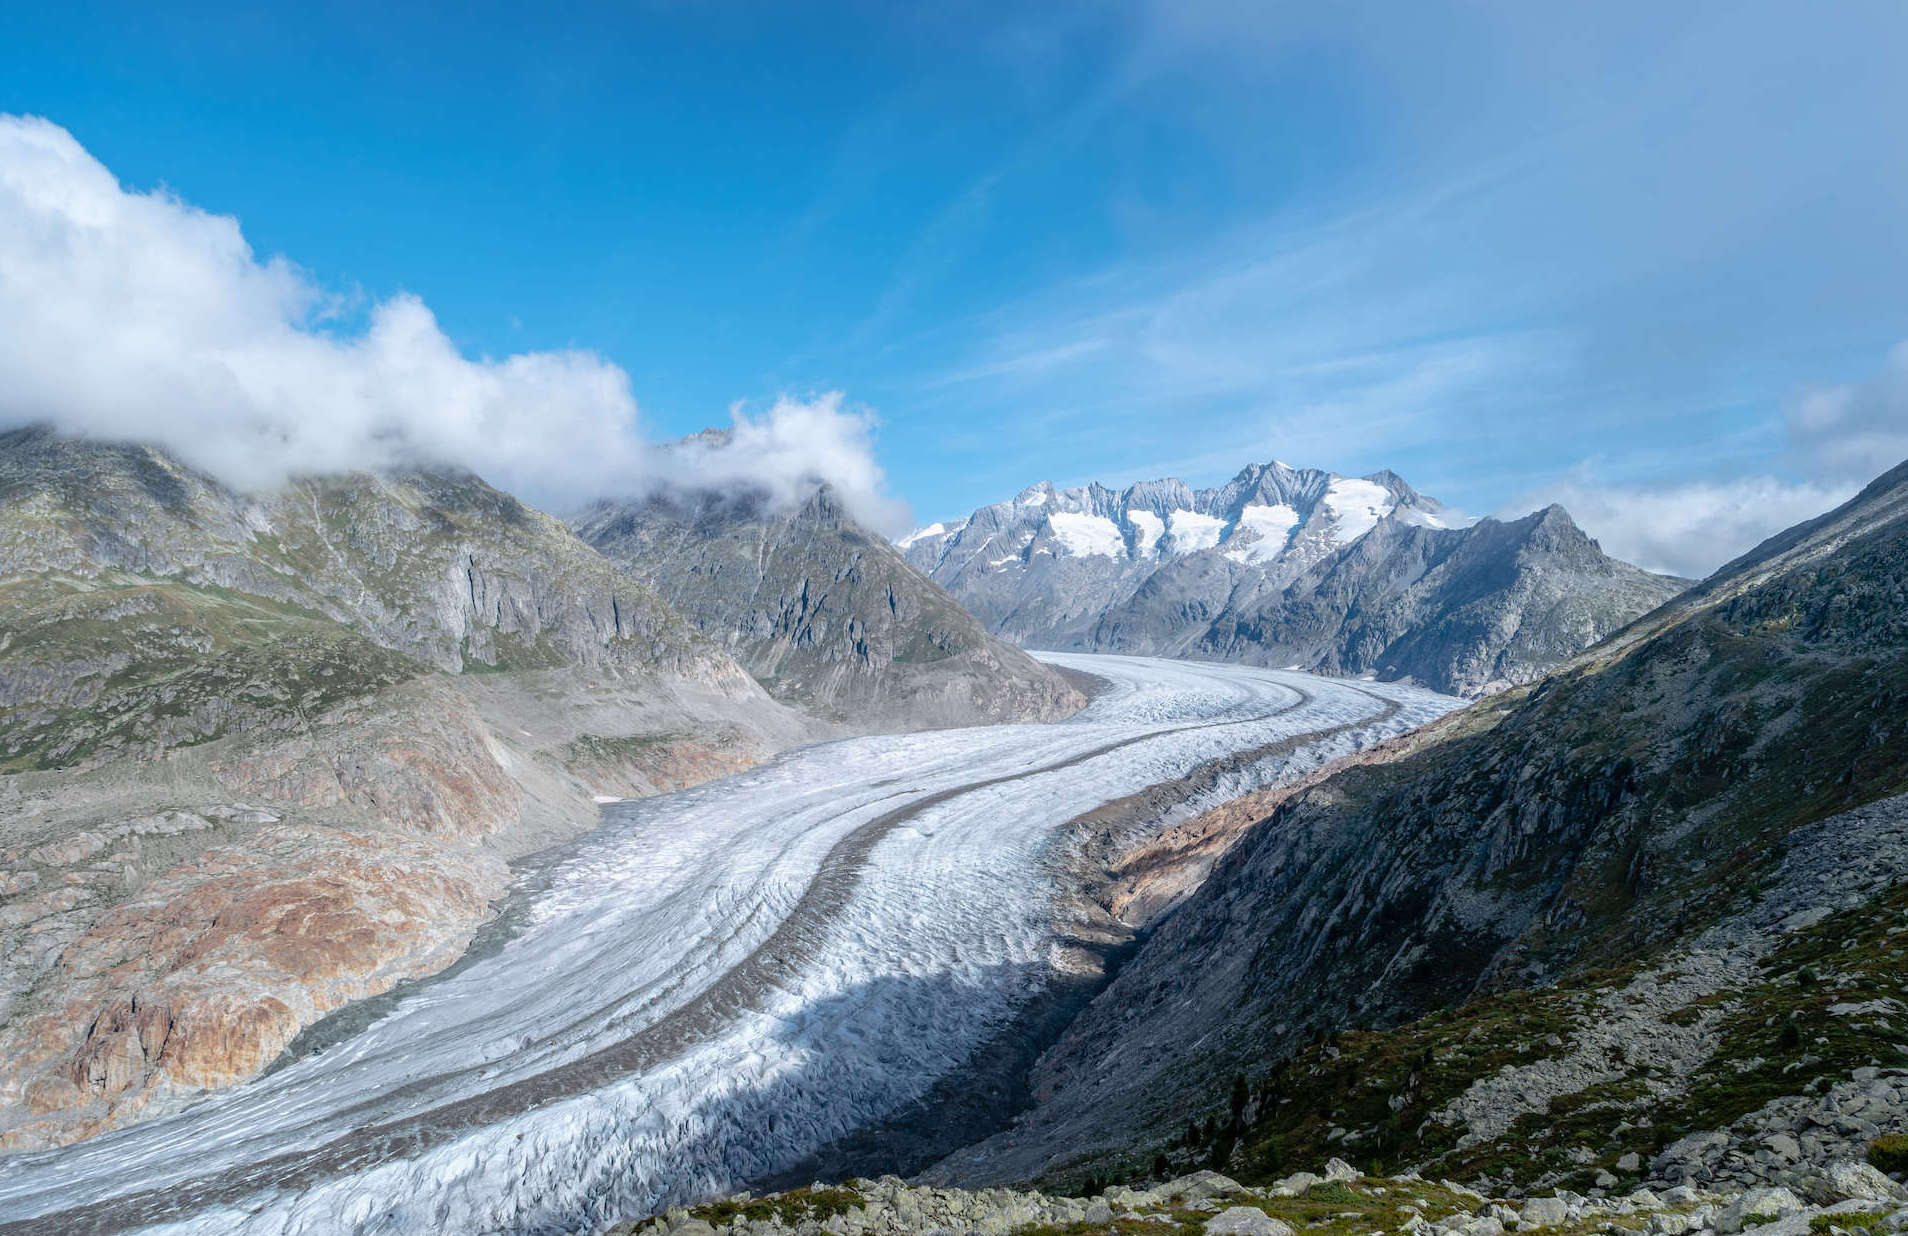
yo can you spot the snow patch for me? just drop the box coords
[1322,478,1396,544]
[1166,509,1227,553]
[896,522,948,550]
[1223,503,1300,564]
[1127,510,1164,556]
[1396,505,1469,530]
[1016,485,1049,507]
[1047,511,1125,558]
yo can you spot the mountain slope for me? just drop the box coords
[574,482,1084,730]
[0,428,811,1151]
[0,426,730,681]
[1167,504,1690,696]
[906,461,1683,697]
[933,458,1908,1193]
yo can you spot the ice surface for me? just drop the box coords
[1166,509,1227,553]
[895,522,948,549]
[1223,503,1300,564]
[0,655,1458,1236]
[1395,505,1470,530]
[1127,510,1164,556]
[1322,478,1396,543]
[1046,511,1125,558]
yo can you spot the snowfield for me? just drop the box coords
[0,655,1457,1236]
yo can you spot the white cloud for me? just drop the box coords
[1788,341,1908,483]
[664,394,913,535]
[0,114,903,528]
[1504,473,1853,580]
[1505,341,1908,579]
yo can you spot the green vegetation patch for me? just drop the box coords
[689,1186,862,1228]
[1869,1133,1908,1176]
[0,574,423,770]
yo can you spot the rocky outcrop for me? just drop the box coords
[575,480,1083,730]
[0,820,505,1149]
[0,425,748,684]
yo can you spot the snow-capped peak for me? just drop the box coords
[898,459,1461,579]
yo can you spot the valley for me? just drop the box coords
[0,655,1456,1235]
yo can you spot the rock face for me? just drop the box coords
[935,457,1908,1190]
[574,480,1083,729]
[0,425,741,684]
[1168,504,1689,697]
[0,428,814,1149]
[903,462,1685,697]
[0,821,504,1148]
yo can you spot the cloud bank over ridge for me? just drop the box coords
[0,114,906,531]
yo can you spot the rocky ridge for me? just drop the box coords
[575,475,1082,730]
[903,462,1683,698]
[900,463,1455,649]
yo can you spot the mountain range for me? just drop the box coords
[904,462,1688,697]
[6,421,1904,1236]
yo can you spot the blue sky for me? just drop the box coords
[2,1,1906,574]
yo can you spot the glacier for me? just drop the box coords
[0,654,1457,1236]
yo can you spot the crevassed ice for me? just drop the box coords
[1046,511,1125,558]
[1322,477,1396,543]
[1223,503,1300,565]
[1166,508,1226,552]
[1127,509,1164,556]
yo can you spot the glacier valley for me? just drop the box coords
[0,655,1456,1236]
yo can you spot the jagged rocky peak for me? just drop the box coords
[903,460,1457,578]
[901,455,1680,696]
[574,468,1084,731]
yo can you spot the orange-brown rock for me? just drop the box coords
[0,823,504,1150]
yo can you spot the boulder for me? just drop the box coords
[1719,1187,1806,1233]
[1164,1172,1251,1203]
[1800,1161,1908,1205]
[1205,1207,1295,1236]
[1520,1197,1571,1228]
